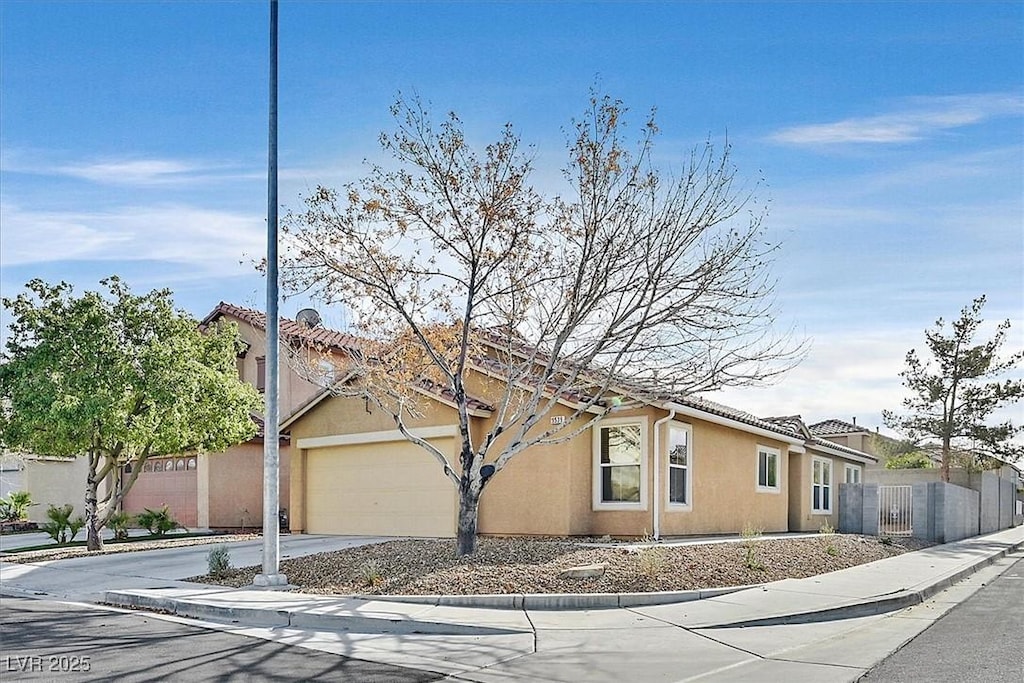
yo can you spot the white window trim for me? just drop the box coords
[756,445,781,493]
[666,421,693,511]
[592,417,648,511]
[843,463,862,484]
[812,456,833,514]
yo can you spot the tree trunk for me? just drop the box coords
[455,480,481,557]
[85,459,104,551]
[941,437,951,483]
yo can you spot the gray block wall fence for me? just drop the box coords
[840,469,1016,543]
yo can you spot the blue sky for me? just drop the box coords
[2,1,1022,433]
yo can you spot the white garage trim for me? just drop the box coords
[297,425,458,450]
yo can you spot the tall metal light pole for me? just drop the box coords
[254,0,287,588]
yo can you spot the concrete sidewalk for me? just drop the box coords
[94,526,1024,682]
[101,526,1024,634]
[4,526,1023,682]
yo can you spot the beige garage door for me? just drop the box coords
[305,438,457,537]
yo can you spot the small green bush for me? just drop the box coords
[207,544,232,578]
[41,504,85,544]
[0,491,34,522]
[818,521,838,555]
[136,505,183,536]
[741,522,765,571]
[108,511,133,541]
[358,561,384,588]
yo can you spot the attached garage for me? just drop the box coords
[303,433,457,537]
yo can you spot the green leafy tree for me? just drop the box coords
[871,435,936,470]
[0,278,261,551]
[883,296,1023,482]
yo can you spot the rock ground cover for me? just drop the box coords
[189,534,931,595]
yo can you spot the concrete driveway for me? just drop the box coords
[0,534,393,602]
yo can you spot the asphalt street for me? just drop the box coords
[0,596,444,682]
[861,555,1024,683]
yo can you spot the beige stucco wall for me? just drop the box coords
[289,382,800,539]
[203,442,290,530]
[656,418,791,536]
[20,456,97,524]
[788,450,867,532]
[233,318,322,415]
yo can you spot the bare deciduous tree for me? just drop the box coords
[281,93,802,556]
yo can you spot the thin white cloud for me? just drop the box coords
[1,152,265,187]
[769,93,1024,145]
[0,203,264,274]
[56,158,210,185]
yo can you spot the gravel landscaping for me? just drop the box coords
[189,534,932,596]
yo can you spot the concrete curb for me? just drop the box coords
[103,590,530,636]
[698,537,1024,629]
[101,533,1024,635]
[375,583,759,610]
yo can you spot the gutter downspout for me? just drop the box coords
[652,408,677,541]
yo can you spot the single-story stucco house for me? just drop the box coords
[281,337,877,540]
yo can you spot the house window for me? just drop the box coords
[667,422,691,507]
[757,446,780,492]
[593,420,646,508]
[813,457,833,513]
[844,463,862,484]
[255,356,266,392]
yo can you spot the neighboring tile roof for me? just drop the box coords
[808,418,870,436]
[763,415,877,462]
[201,302,367,357]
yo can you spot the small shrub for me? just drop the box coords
[68,515,85,543]
[818,521,838,556]
[136,505,183,537]
[638,546,667,578]
[0,491,34,522]
[41,504,83,544]
[741,522,765,571]
[108,511,133,541]
[207,544,233,578]
[630,529,667,577]
[879,535,894,546]
[358,561,384,588]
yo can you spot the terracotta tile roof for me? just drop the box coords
[674,397,801,439]
[416,378,494,414]
[808,418,870,436]
[764,415,877,462]
[762,415,810,438]
[201,302,367,357]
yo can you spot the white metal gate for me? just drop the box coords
[879,485,913,536]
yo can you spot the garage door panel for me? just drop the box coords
[306,437,456,537]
